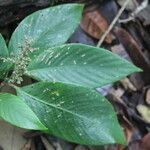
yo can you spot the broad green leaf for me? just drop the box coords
[16,82,126,145]
[0,34,11,79]
[0,93,47,130]
[8,4,83,57]
[26,44,141,88]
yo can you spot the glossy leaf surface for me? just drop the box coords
[16,82,126,145]
[27,44,140,88]
[0,34,11,79]
[8,4,83,57]
[0,93,47,130]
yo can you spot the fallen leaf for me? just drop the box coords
[114,27,150,71]
[22,139,35,150]
[141,133,150,150]
[80,10,112,43]
[0,120,27,150]
[121,117,134,143]
[120,78,137,92]
[127,133,150,150]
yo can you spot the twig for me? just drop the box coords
[97,0,131,47]
[41,136,54,150]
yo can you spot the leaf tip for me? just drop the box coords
[131,65,143,74]
[36,122,48,131]
[118,134,127,146]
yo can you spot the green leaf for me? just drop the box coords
[0,34,9,56]
[0,93,47,130]
[26,44,141,88]
[8,4,83,57]
[16,82,126,145]
[0,34,11,79]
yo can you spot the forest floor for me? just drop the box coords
[0,0,150,150]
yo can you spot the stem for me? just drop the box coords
[97,0,131,47]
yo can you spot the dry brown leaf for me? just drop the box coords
[0,120,27,150]
[22,139,35,150]
[114,27,150,71]
[141,133,150,150]
[127,133,150,150]
[80,10,112,43]
[120,78,137,91]
[121,121,134,144]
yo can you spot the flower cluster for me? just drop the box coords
[1,38,35,84]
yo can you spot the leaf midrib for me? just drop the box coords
[27,64,111,72]
[18,89,105,125]
[18,89,116,142]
